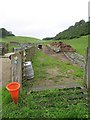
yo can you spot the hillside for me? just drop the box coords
[0,35,88,55]
[63,36,88,56]
[0,36,43,52]
[43,20,90,40]
[0,36,43,43]
[44,36,88,56]
[0,28,15,38]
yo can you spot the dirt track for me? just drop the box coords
[41,45,81,68]
[27,46,83,91]
[41,45,72,62]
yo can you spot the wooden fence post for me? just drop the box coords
[25,46,35,61]
[25,48,31,61]
[21,50,26,84]
[11,52,22,90]
[5,46,36,90]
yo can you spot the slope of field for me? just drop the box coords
[54,20,89,40]
[0,35,88,56]
[43,35,88,56]
[62,36,88,56]
[0,36,46,52]
[0,36,42,43]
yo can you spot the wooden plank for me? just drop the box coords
[11,52,22,90]
[4,46,35,90]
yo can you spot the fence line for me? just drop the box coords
[5,46,36,90]
[0,42,8,55]
[4,44,89,90]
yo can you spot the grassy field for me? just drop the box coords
[0,36,44,52]
[0,36,42,43]
[0,35,88,55]
[2,86,88,118]
[2,50,88,118]
[63,36,88,56]
[1,35,88,118]
[42,35,88,56]
[43,35,88,56]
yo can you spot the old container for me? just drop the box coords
[24,61,34,80]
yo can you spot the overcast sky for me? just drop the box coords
[0,0,89,39]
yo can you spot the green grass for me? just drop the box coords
[62,36,88,56]
[42,36,88,56]
[0,35,88,55]
[2,35,88,118]
[30,50,84,87]
[0,36,42,52]
[2,87,88,118]
[0,36,42,43]
[2,50,87,118]
[43,35,88,56]
[0,36,48,52]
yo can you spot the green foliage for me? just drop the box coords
[43,37,54,40]
[54,20,89,40]
[0,28,15,38]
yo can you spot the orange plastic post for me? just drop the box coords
[6,82,20,104]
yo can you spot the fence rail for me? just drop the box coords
[5,45,36,90]
[0,42,8,55]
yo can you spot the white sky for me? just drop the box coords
[0,0,89,39]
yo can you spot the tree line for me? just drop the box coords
[0,28,15,38]
[43,20,90,40]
